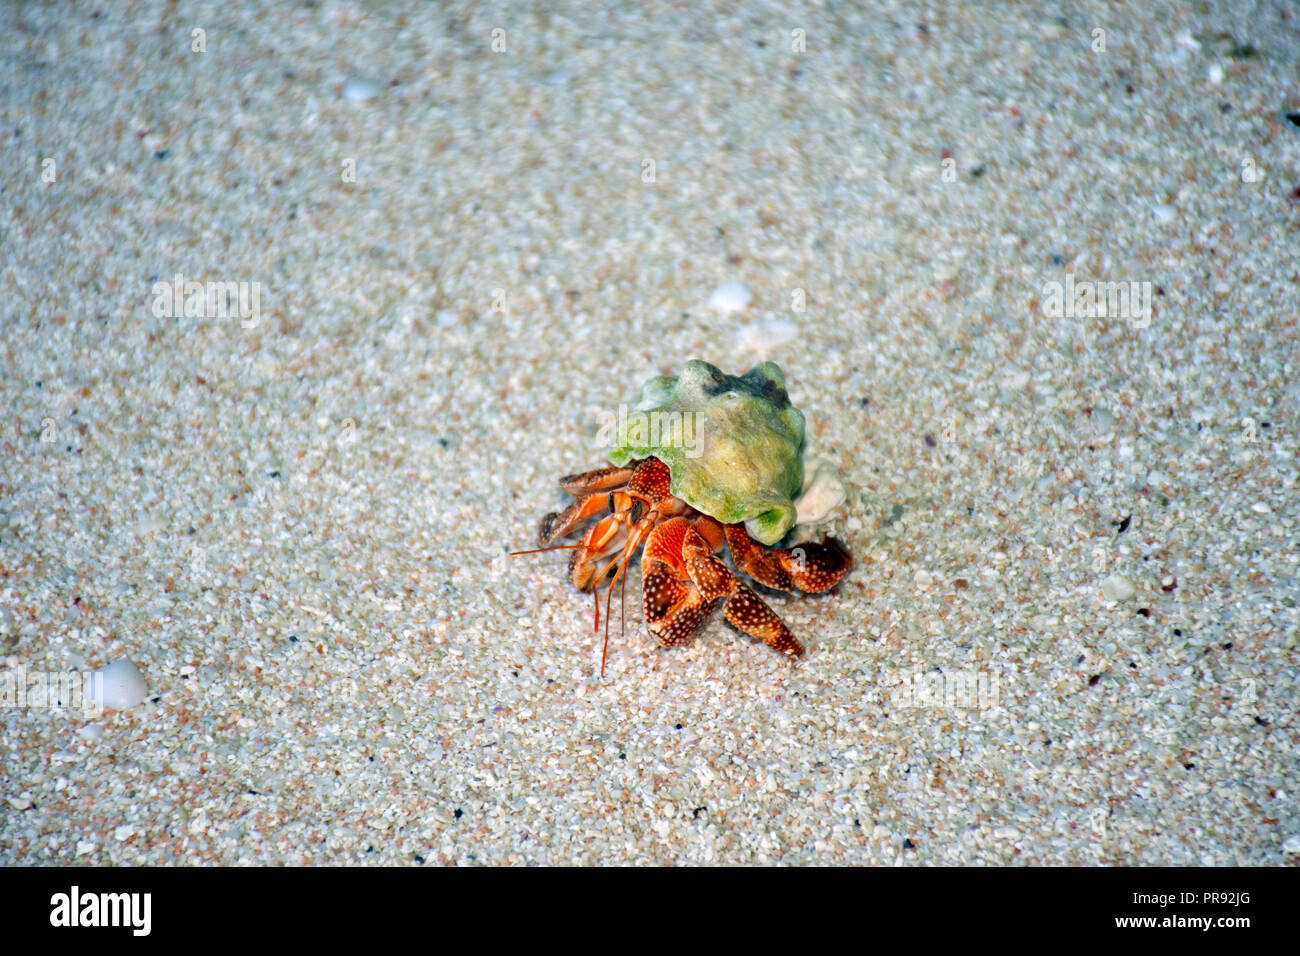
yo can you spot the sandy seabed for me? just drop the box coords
[2,0,1298,865]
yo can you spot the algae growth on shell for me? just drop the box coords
[609,360,806,546]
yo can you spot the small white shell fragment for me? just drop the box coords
[738,318,797,353]
[793,457,847,525]
[343,78,381,101]
[7,797,31,810]
[708,281,752,314]
[114,824,135,842]
[1153,204,1176,224]
[1283,834,1300,855]
[79,723,104,741]
[914,569,934,587]
[1207,64,1224,85]
[1100,575,1135,602]
[95,660,148,710]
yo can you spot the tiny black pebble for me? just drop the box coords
[1136,607,1150,617]
[414,854,425,864]
[1253,716,1268,727]
[154,149,168,160]
[853,818,861,827]
[1051,254,1064,266]
[968,164,985,179]
[438,438,449,448]
[453,808,463,818]
[1044,738,1051,746]
[1088,673,1102,687]
[1184,763,1195,770]
[35,380,41,388]
[368,756,374,762]
[859,396,870,407]
[924,433,937,447]
[618,753,626,760]
[1114,514,1131,534]
[247,788,260,795]
[269,470,280,478]
[511,671,519,678]
[692,806,706,819]
[1221,642,1233,650]
[903,838,916,849]
[1261,422,1271,428]
[1285,112,1300,128]
[288,635,298,643]
[367,846,374,853]
[1173,628,1182,636]
[675,723,683,730]
[756,39,766,47]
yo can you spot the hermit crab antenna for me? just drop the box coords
[507,543,584,557]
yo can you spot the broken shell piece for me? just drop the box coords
[739,318,798,355]
[794,456,847,526]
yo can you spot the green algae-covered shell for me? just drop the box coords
[610,360,805,545]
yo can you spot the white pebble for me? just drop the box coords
[708,282,752,314]
[7,796,31,810]
[1251,502,1272,514]
[1153,204,1177,224]
[1283,834,1300,855]
[436,310,459,328]
[1146,470,1166,487]
[1100,575,1135,602]
[79,723,103,741]
[914,569,934,588]
[114,824,135,842]
[95,660,148,710]
[1207,64,1224,85]
[1092,407,1115,430]
[76,840,95,856]
[343,78,381,101]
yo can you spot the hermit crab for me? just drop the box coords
[516,360,851,674]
